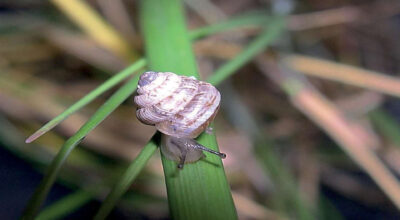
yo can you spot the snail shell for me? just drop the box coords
[134,71,221,139]
[134,71,225,168]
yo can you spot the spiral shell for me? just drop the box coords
[134,71,220,138]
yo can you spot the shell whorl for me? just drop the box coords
[134,71,220,139]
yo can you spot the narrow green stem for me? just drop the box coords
[94,134,159,220]
[21,74,141,220]
[207,17,285,85]
[36,189,93,220]
[25,59,146,143]
[26,13,275,144]
[189,12,269,40]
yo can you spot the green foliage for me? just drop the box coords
[21,72,142,219]
[208,17,285,85]
[26,59,146,143]
[36,189,93,220]
[94,134,159,220]
[22,3,286,219]
[189,11,269,40]
[140,0,237,219]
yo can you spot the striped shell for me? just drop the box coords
[134,71,220,139]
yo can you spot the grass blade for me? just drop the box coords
[219,82,313,219]
[254,138,314,219]
[284,54,400,98]
[93,13,286,220]
[23,13,285,219]
[25,58,146,143]
[94,134,159,220]
[258,57,400,210]
[189,12,269,40]
[207,17,285,86]
[50,0,137,60]
[36,189,93,220]
[140,0,237,219]
[26,15,281,144]
[21,74,141,219]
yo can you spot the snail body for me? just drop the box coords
[134,71,225,168]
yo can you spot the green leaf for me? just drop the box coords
[207,17,285,86]
[36,189,93,220]
[140,0,237,219]
[25,58,146,143]
[94,12,286,220]
[94,134,159,220]
[21,73,141,220]
[189,11,269,40]
[22,5,287,220]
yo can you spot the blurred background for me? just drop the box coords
[1,0,400,219]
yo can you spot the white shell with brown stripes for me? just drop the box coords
[134,71,221,139]
[134,71,225,169]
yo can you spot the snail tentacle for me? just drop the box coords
[177,150,187,169]
[190,141,226,159]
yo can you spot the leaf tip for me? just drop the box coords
[25,130,46,143]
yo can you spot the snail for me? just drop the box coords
[134,71,226,169]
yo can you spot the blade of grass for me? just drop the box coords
[220,82,313,219]
[254,138,314,219]
[258,56,400,210]
[207,17,285,85]
[287,6,360,31]
[97,0,137,40]
[189,12,269,40]
[20,13,285,219]
[140,0,237,219]
[93,134,159,220]
[25,58,146,143]
[232,192,284,219]
[21,74,141,219]
[44,27,127,72]
[0,114,51,165]
[27,15,282,144]
[21,10,287,220]
[36,189,93,220]
[50,0,137,61]
[185,0,228,24]
[284,54,400,98]
[94,14,285,220]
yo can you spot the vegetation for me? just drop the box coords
[0,0,399,219]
